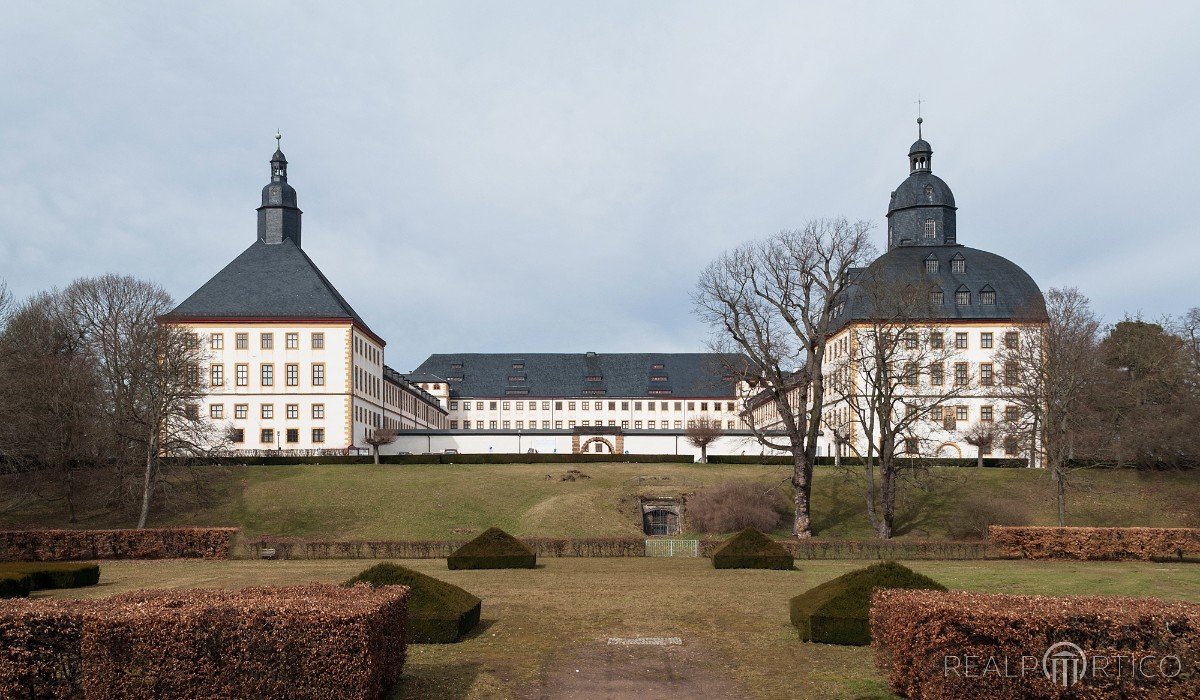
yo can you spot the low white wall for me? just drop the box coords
[386,431,788,460]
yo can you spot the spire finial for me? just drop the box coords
[275,130,282,147]
[917,116,923,139]
[914,94,925,138]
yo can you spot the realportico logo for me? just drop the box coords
[943,640,1183,688]
[1042,641,1086,687]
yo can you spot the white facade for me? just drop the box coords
[443,395,748,433]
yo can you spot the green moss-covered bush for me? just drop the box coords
[448,528,537,570]
[0,572,33,599]
[0,562,101,590]
[344,562,482,643]
[789,560,946,645]
[710,528,794,569]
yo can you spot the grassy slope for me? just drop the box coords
[41,558,1200,699]
[4,463,1199,540]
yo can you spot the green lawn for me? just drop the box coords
[40,557,1200,699]
[4,463,1199,541]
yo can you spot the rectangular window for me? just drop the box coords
[568,401,576,410]
[621,420,629,428]
[930,333,944,349]
[261,404,274,419]
[981,406,994,422]
[230,428,244,443]
[903,362,918,386]
[261,333,273,350]
[956,290,971,306]
[648,420,656,429]
[489,421,497,429]
[634,401,642,410]
[312,404,325,419]
[929,363,944,386]
[286,428,299,443]
[311,332,325,349]
[980,363,994,386]
[1005,331,1019,348]
[954,362,969,386]
[554,401,562,410]
[516,420,524,429]
[554,421,562,429]
[931,407,943,420]
[1004,406,1020,423]
[980,290,996,305]
[502,401,511,410]
[952,258,966,274]
[955,406,968,422]
[450,401,459,410]
[634,420,643,429]
[286,332,299,349]
[235,364,248,386]
[929,289,944,305]
[1004,361,1019,385]
[261,364,274,386]
[234,404,248,419]
[542,401,551,410]
[674,402,682,411]
[209,404,224,419]
[727,402,735,412]
[312,428,325,443]
[981,332,993,349]
[905,437,919,455]
[260,428,274,444]
[542,421,550,429]
[286,363,299,386]
[210,333,224,350]
[490,402,498,410]
[502,421,511,429]
[286,404,299,419]
[478,402,485,410]
[925,258,939,273]
[905,333,918,349]
[235,332,248,349]
[210,364,224,387]
[449,420,459,429]
[955,332,968,349]
[516,402,524,411]
[312,364,325,386]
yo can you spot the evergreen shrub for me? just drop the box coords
[447,528,537,570]
[345,562,481,643]
[710,528,793,569]
[789,561,945,645]
[0,562,100,591]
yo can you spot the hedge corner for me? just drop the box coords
[789,560,945,645]
[710,528,794,570]
[447,528,537,570]
[345,562,482,643]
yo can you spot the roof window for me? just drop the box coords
[955,286,971,306]
[951,253,966,274]
[980,285,996,306]
[924,254,939,274]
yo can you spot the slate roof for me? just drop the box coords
[888,170,956,213]
[165,239,378,338]
[410,352,749,399]
[830,244,1046,334]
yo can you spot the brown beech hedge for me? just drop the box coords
[0,584,408,699]
[871,589,1200,699]
[0,528,239,562]
[989,525,1200,561]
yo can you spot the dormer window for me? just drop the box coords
[955,286,971,306]
[924,220,937,240]
[651,363,665,370]
[924,255,939,274]
[980,286,996,306]
[923,185,934,198]
[951,254,966,274]
[929,289,944,305]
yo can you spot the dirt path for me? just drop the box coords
[532,641,746,699]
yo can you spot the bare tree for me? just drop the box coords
[822,269,966,538]
[364,426,399,464]
[685,415,724,463]
[995,287,1100,525]
[0,292,105,523]
[60,275,216,528]
[694,218,875,538]
[963,422,996,469]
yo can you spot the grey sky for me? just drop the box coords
[1,2,1197,370]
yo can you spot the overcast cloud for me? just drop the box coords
[1,2,1197,369]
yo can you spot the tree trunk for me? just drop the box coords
[64,468,77,524]
[977,449,984,469]
[792,451,813,539]
[1054,464,1067,526]
[138,451,154,529]
[700,445,708,464]
[863,457,879,534]
[878,455,895,539]
[373,446,380,465]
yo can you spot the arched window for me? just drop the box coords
[924,254,939,274]
[924,219,937,239]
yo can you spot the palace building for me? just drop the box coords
[162,138,447,455]
[813,121,1046,463]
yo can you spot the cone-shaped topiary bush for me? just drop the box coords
[0,562,100,591]
[345,562,482,643]
[710,528,794,569]
[789,560,946,645]
[447,528,537,570]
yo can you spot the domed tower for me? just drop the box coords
[886,117,957,249]
[257,132,303,247]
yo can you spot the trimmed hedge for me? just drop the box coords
[789,561,945,645]
[989,525,1200,561]
[346,562,481,643]
[0,562,100,591]
[0,584,409,700]
[871,589,1200,699]
[711,528,794,569]
[707,455,1028,467]
[448,528,537,570]
[0,573,33,600]
[0,528,238,562]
